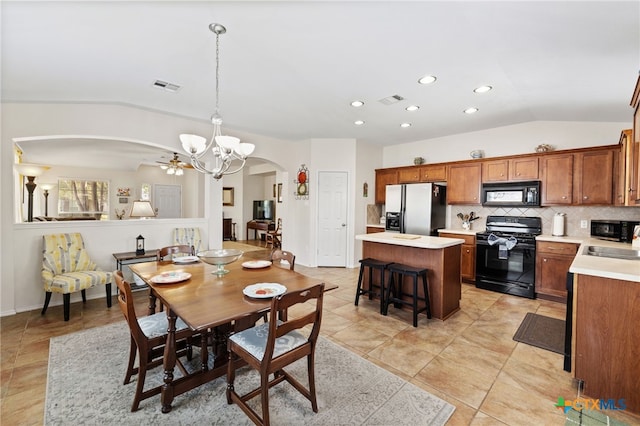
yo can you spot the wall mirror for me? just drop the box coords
[223,187,234,206]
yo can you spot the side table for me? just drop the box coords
[113,249,159,290]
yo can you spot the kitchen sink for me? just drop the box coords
[583,245,640,261]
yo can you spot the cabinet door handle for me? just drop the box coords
[543,258,548,262]
[583,195,588,200]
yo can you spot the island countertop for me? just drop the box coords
[356,232,464,249]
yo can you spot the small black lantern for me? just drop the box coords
[135,235,145,255]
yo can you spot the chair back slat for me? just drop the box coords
[113,270,144,338]
[157,245,194,261]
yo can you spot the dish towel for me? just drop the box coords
[487,234,518,260]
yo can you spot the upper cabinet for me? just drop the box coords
[630,75,640,205]
[375,168,398,204]
[615,130,631,205]
[482,158,538,182]
[397,167,421,183]
[540,154,574,205]
[573,148,615,205]
[448,162,482,204]
[420,164,447,182]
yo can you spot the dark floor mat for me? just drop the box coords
[513,312,565,354]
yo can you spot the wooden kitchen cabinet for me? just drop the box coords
[614,130,631,205]
[535,241,578,302]
[574,274,640,414]
[440,232,476,282]
[630,75,640,205]
[482,157,538,182]
[420,164,447,182]
[573,148,615,205]
[447,163,482,204]
[366,226,385,234]
[375,168,398,204]
[397,167,421,183]
[540,153,573,205]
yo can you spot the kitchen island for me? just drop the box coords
[355,232,465,320]
[566,239,640,414]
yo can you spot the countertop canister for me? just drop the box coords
[552,213,566,236]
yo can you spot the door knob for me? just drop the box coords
[341,223,346,227]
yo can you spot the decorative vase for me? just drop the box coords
[462,221,471,230]
[414,157,425,165]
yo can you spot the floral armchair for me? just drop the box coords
[41,233,112,321]
[173,227,203,254]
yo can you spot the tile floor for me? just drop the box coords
[1,241,638,425]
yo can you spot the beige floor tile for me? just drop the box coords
[330,322,388,353]
[415,355,495,409]
[367,338,435,376]
[438,335,509,378]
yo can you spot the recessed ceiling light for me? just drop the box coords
[400,123,412,128]
[474,85,492,93]
[418,75,437,85]
[464,107,479,114]
[350,100,364,107]
[406,105,420,112]
[354,120,365,126]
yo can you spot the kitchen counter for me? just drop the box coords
[536,235,639,283]
[366,224,385,228]
[355,232,463,320]
[356,232,465,249]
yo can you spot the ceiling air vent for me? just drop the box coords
[378,94,404,105]
[152,80,181,92]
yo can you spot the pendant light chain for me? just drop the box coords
[214,30,220,118]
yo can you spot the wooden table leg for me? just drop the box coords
[161,309,177,413]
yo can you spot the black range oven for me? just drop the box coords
[475,216,542,299]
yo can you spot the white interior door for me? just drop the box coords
[153,184,182,218]
[317,171,348,267]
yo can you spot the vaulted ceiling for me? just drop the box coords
[3,1,639,168]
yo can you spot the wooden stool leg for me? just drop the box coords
[412,274,419,327]
[354,264,366,306]
[423,273,431,319]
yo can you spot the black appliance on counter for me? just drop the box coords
[590,219,640,243]
[475,216,542,299]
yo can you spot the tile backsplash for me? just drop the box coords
[449,205,640,237]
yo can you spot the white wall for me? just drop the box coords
[383,121,629,167]
[355,140,384,262]
[0,102,309,316]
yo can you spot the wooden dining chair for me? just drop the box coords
[114,270,203,411]
[226,283,325,426]
[270,249,295,270]
[156,244,194,261]
[265,218,282,248]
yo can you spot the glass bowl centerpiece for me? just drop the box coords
[197,249,243,276]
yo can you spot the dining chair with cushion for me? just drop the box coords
[270,249,295,271]
[173,227,203,254]
[265,218,282,248]
[157,244,194,261]
[226,283,325,426]
[114,270,206,411]
[41,233,112,321]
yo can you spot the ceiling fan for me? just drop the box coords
[156,152,192,176]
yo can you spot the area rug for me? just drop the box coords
[223,241,266,253]
[513,312,565,354]
[46,322,455,425]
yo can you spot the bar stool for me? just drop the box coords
[354,258,392,314]
[383,263,431,327]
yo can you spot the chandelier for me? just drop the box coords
[180,23,255,180]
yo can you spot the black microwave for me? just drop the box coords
[591,220,640,243]
[481,181,541,207]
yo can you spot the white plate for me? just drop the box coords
[173,255,199,264]
[150,271,192,284]
[242,260,272,269]
[243,283,287,298]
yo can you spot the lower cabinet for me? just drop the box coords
[535,241,579,303]
[366,226,385,234]
[439,232,475,282]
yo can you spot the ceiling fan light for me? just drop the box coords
[175,167,184,176]
[167,167,176,175]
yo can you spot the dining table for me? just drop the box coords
[129,253,336,414]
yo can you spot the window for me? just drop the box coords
[58,178,109,219]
